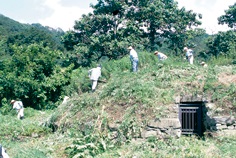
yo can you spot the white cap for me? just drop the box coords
[128,46,133,49]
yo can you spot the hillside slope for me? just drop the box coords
[1,52,236,157]
[0,14,28,35]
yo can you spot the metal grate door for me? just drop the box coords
[179,103,202,136]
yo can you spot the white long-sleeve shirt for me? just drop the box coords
[186,49,193,57]
[88,67,101,81]
[157,52,167,60]
[130,48,138,58]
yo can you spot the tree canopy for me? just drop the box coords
[218,2,236,29]
[62,0,202,67]
[0,43,72,109]
[206,30,236,58]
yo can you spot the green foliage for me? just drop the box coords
[100,52,176,106]
[63,68,95,95]
[1,50,236,158]
[206,30,236,58]
[0,43,72,109]
[208,55,235,66]
[185,28,210,60]
[98,136,224,157]
[203,65,236,107]
[216,136,236,157]
[0,111,51,139]
[14,149,47,158]
[218,2,236,29]
[65,134,109,158]
[62,0,202,67]
[0,98,13,115]
[7,24,64,52]
[98,135,235,158]
[0,14,28,35]
[2,7,236,158]
[0,14,64,55]
[118,105,142,141]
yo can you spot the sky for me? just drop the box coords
[0,0,235,34]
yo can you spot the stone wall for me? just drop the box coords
[107,95,235,140]
[204,103,236,134]
[141,118,181,139]
[140,95,236,139]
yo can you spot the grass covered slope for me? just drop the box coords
[1,51,236,157]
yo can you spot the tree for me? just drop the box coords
[206,30,236,58]
[126,0,201,53]
[0,43,72,109]
[218,3,236,29]
[62,0,201,66]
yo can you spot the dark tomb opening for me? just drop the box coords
[179,102,205,136]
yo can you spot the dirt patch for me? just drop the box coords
[104,103,129,122]
[218,73,236,86]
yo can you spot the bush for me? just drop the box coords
[0,43,73,109]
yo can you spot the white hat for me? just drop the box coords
[154,51,159,55]
[200,62,205,65]
[128,46,133,50]
[10,100,16,104]
[183,47,188,51]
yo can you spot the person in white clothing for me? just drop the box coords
[0,144,10,158]
[183,47,194,64]
[128,46,139,72]
[88,64,102,92]
[154,51,168,61]
[10,100,24,120]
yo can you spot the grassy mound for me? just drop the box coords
[1,51,236,157]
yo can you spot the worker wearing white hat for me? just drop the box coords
[183,47,194,64]
[154,51,168,61]
[10,100,24,120]
[127,46,139,72]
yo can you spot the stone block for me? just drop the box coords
[213,116,235,125]
[227,126,235,130]
[206,103,215,109]
[175,96,181,103]
[108,122,119,131]
[142,130,157,138]
[221,125,228,130]
[148,118,181,129]
[165,128,181,138]
[213,117,227,124]
[226,116,235,126]
[180,95,203,102]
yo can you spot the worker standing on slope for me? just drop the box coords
[183,47,194,64]
[88,64,102,92]
[128,46,139,72]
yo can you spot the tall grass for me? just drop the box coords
[97,135,236,158]
[208,54,236,66]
